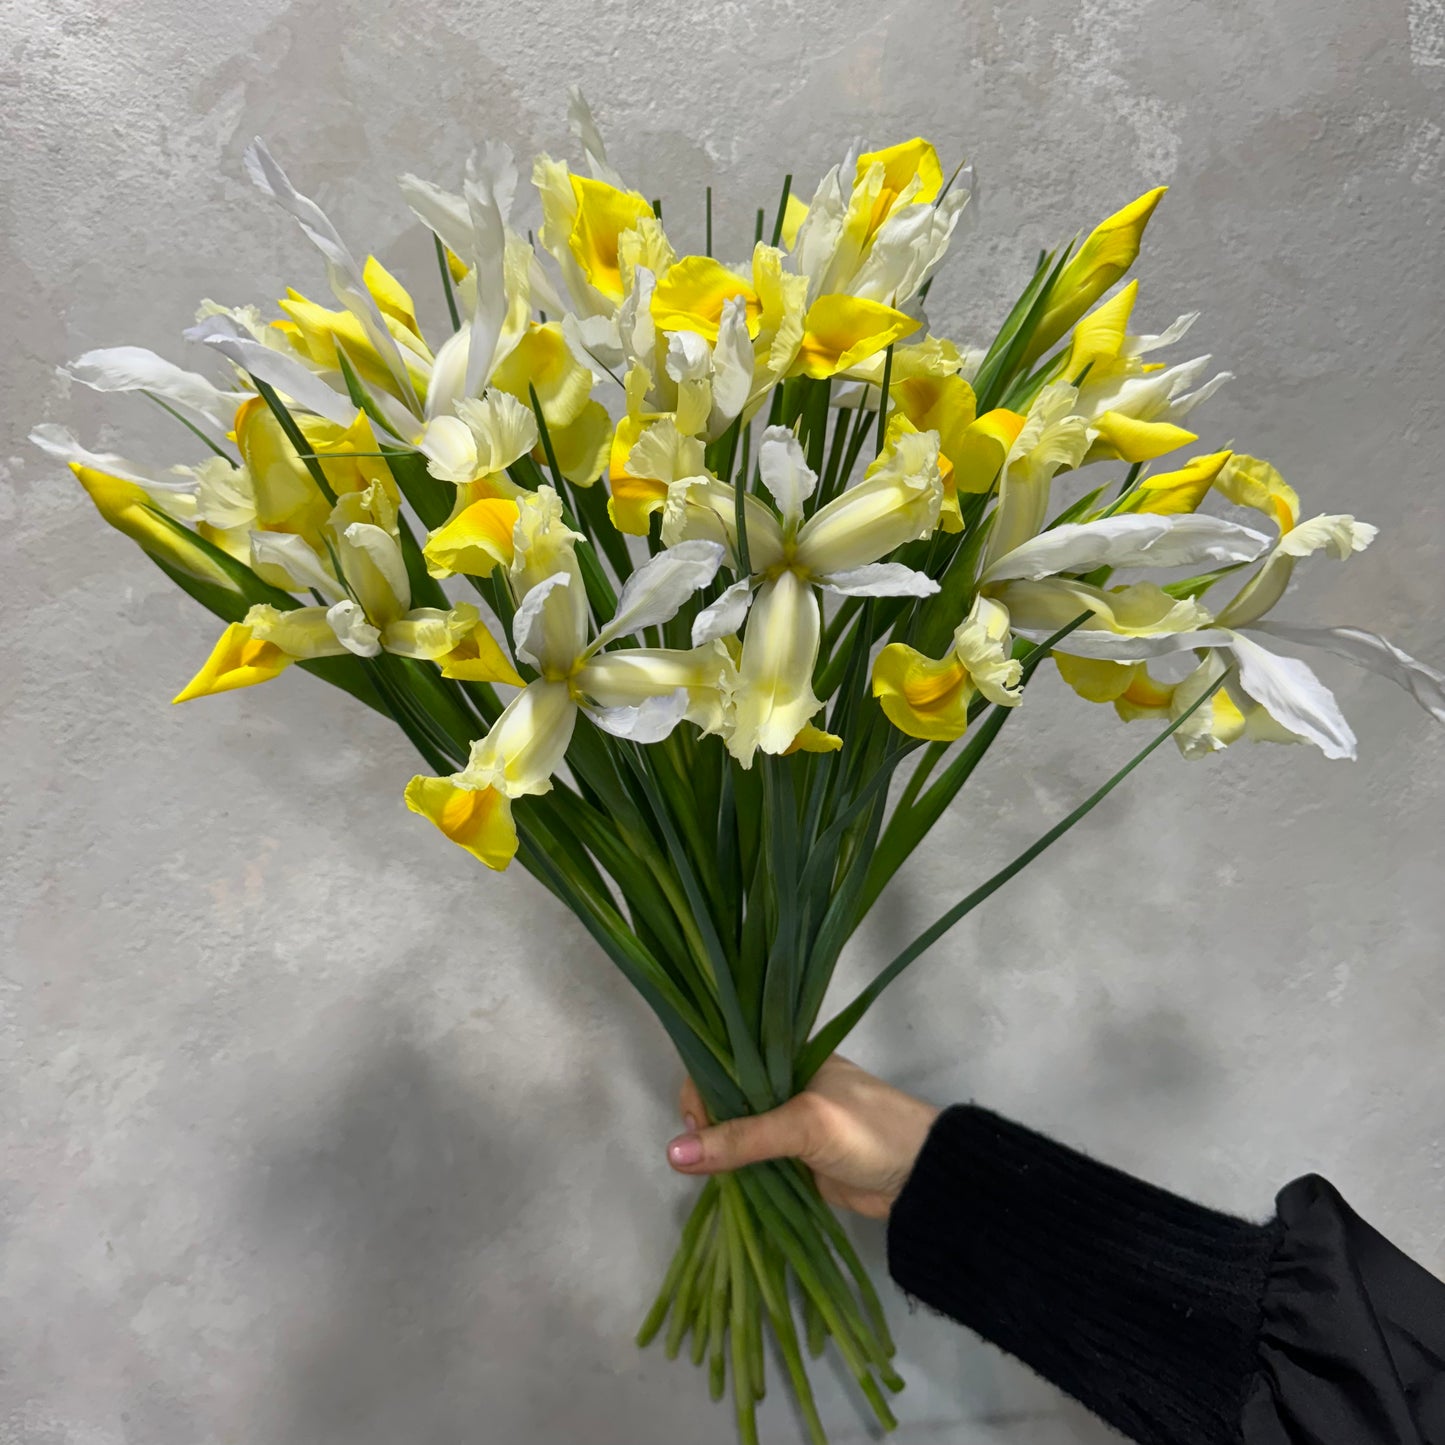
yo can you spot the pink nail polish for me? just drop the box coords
[684,1112,699,1132]
[668,1134,703,1166]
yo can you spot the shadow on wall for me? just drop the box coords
[230,1023,575,1445]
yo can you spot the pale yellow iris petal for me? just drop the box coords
[661,475,786,575]
[577,642,736,737]
[491,322,595,431]
[381,603,491,662]
[567,174,656,304]
[334,518,410,629]
[1168,654,1249,758]
[509,488,587,612]
[952,596,1023,706]
[542,398,612,486]
[1215,454,1301,534]
[729,571,823,765]
[233,396,330,540]
[465,679,578,797]
[424,497,520,579]
[981,384,1091,571]
[794,419,941,575]
[996,578,1211,636]
[404,775,518,871]
[247,603,352,659]
[790,295,920,380]
[650,256,761,342]
[1219,513,1377,627]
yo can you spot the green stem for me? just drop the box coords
[434,234,462,331]
[143,391,237,463]
[800,676,1229,1079]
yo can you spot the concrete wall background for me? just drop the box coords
[3,1,1443,1441]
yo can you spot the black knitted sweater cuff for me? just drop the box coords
[886,1105,1282,1445]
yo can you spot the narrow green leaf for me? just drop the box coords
[251,377,337,504]
[143,391,237,463]
[621,744,774,1111]
[759,760,800,1097]
[434,233,462,331]
[800,675,1228,1079]
[381,444,454,531]
[768,173,793,248]
[519,834,745,1114]
[1163,560,1250,600]
[875,344,894,454]
[334,346,404,440]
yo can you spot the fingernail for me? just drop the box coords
[667,1133,703,1167]
[684,1112,699,1132]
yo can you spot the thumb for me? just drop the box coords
[666,1096,815,1175]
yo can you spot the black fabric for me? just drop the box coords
[1243,1174,1445,1444]
[886,1104,1445,1445]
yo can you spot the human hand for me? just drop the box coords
[665,1056,939,1220]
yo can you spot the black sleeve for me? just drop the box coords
[885,1104,1445,1445]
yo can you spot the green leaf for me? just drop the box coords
[799,674,1227,1079]
[768,173,794,248]
[1163,560,1251,600]
[972,242,1074,412]
[382,444,454,532]
[434,233,462,331]
[251,377,337,504]
[759,759,800,1098]
[143,391,237,463]
[875,344,894,454]
[621,744,775,1111]
[334,346,404,440]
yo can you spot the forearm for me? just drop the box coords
[886,1105,1281,1445]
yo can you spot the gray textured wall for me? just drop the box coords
[3,2,1443,1442]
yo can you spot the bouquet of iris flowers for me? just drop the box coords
[35,91,1444,1444]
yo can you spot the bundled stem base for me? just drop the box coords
[638,1159,902,1444]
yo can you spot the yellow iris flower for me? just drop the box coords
[1066,280,1230,466]
[663,421,943,764]
[890,373,1029,529]
[872,596,1022,740]
[1025,187,1168,362]
[174,479,520,702]
[407,488,735,869]
[790,137,966,306]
